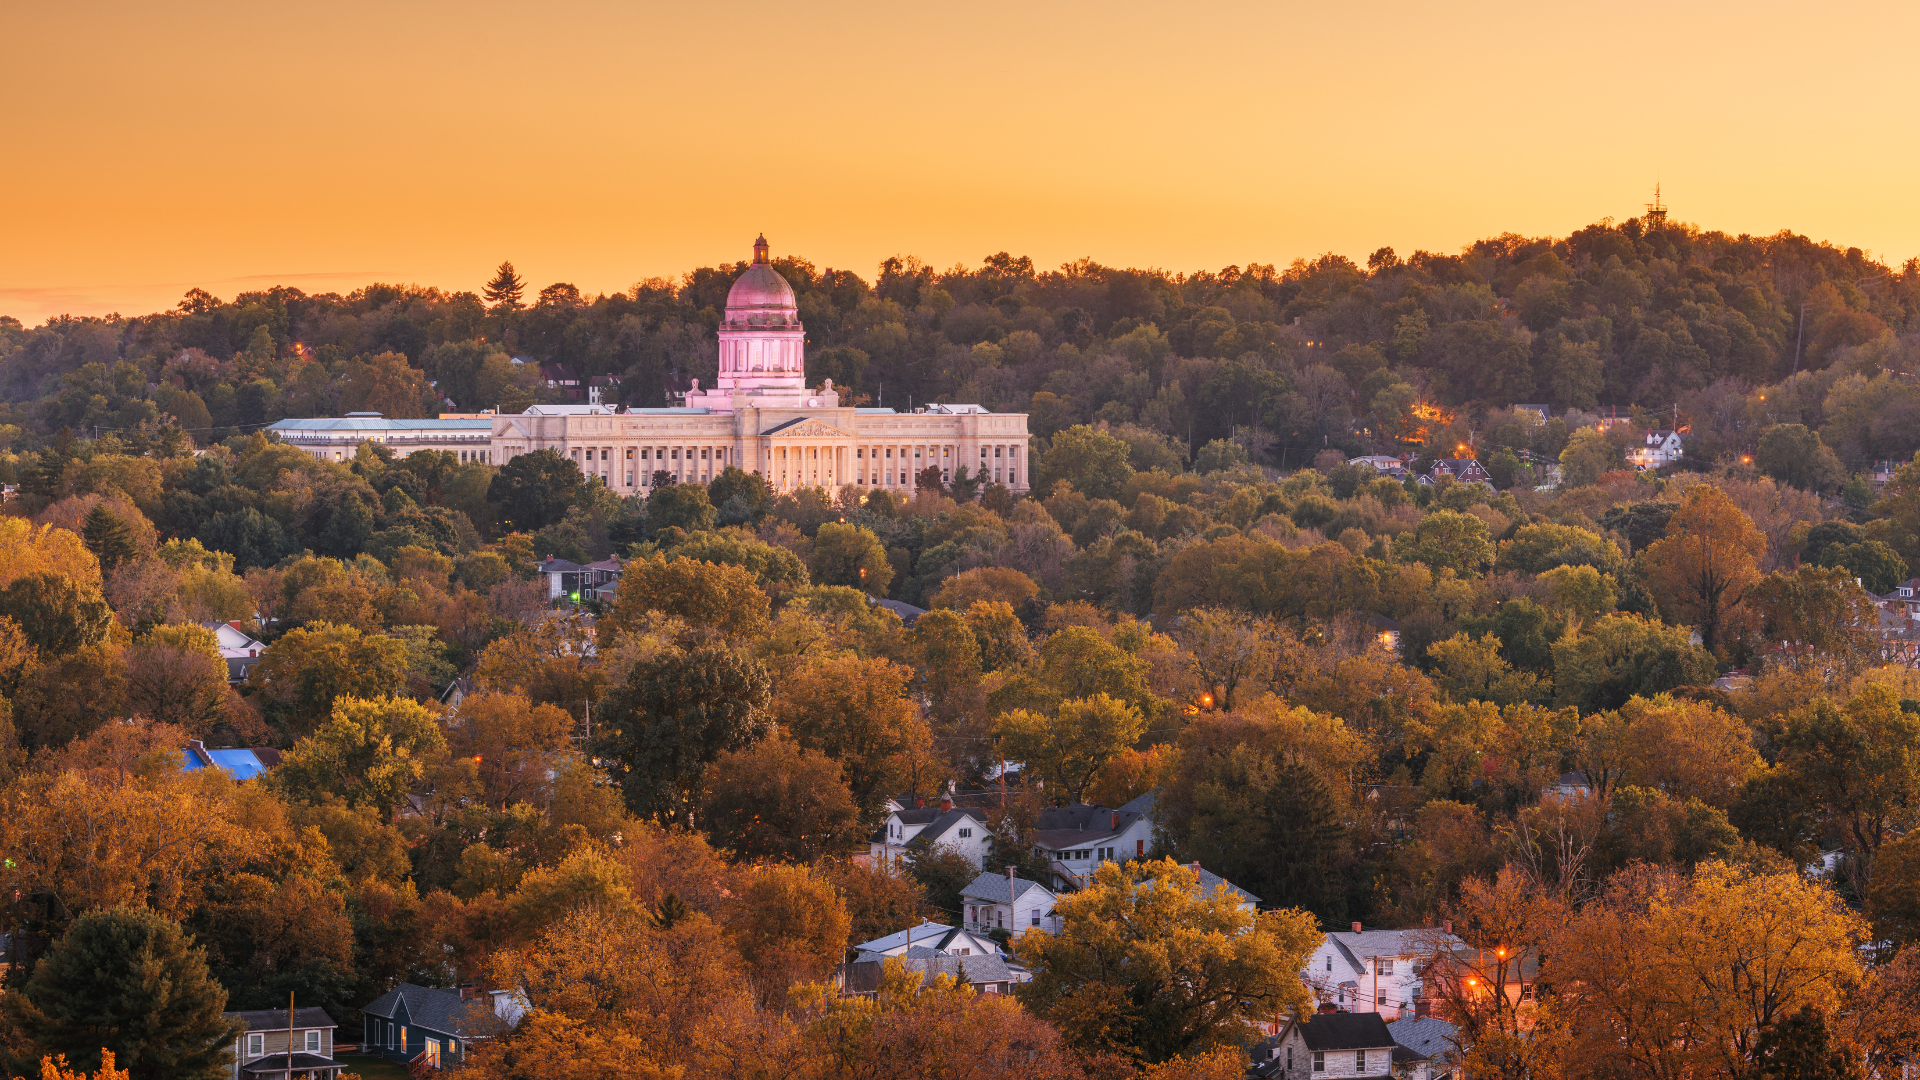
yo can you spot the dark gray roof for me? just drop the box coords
[960,871,1049,905]
[536,558,585,573]
[1032,803,1146,848]
[908,808,989,847]
[1117,789,1158,816]
[227,1007,337,1031]
[869,598,927,626]
[1139,864,1261,905]
[852,922,954,954]
[1297,1011,1394,1051]
[361,983,504,1038]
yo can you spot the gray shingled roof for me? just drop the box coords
[959,871,1048,905]
[1297,1011,1395,1051]
[839,953,1013,993]
[360,983,504,1038]
[1387,1016,1456,1062]
[852,922,954,954]
[226,1007,337,1031]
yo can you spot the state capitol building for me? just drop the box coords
[273,237,1031,495]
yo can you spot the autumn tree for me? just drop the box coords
[808,522,893,595]
[3,906,241,1080]
[1639,485,1766,654]
[773,654,930,817]
[0,572,112,657]
[1014,858,1320,1064]
[699,735,861,863]
[995,694,1147,805]
[1551,613,1717,713]
[123,625,231,733]
[730,863,854,1003]
[1774,684,1920,897]
[1174,607,1282,711]
[1748,564,1881,673]
[269,695,448,819]
[248,622,409,734]
[443,691,575,809]
[601,556,770,644]
[928,567,1039,611]
[593,644,772,822]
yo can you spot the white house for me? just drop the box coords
[1258,1011,1420,1079]
[867,798,992,869]
[201,620,267,682]
[1304,925,1461,1020]
[851,922,999,963]
[1141,862,1260,913]
[1629,429,1684,468]
[1030,804,1155,892]
[960,870,1060,936]
[837,950,1018,996]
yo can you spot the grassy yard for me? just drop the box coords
[335,1054,411,1080]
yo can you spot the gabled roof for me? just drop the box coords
[960,871,1050,905]
[852,922,954,954]
[1032,804,1147,849]
[1295,1011,1395,1051]
[1327,927,1460,960]
[226,1007,337,1031]
[1139,864,1260,905]
[907,808,989,848]
[536,558,585,573]
[1116,789,1158,816]
[1387,1016,1457,1062]
[361,983,504,1038]
[838,952,1013,993]
[868,597,928,626]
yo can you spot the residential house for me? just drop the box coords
[852,922,1000,963]
[1542,771,1593,802]
[1367,615,1401,654]
[224,1006,343,1080]
[1031,803,1155,891]
[837,950,1018,995]
[361,983,515,1069]
[960,870,1060,936]
[1887,579,1920,618]
[536,557,589,601]
[867,795,991,869]
[1590,405,1635,431]
[184,740,272,781]
[581,556,624,602]
[1873,460,1907,488]
[1422,459,1491,486]
[1258,1011,1414,1079]
[1304,925,1461,1020]
[1511,404,1552,423]
[202,620,267,683]
[1347,455,1408,477]
[1387,1016,1458,1080]
[1628,430,1684,468]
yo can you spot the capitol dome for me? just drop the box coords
[725,235,797,322]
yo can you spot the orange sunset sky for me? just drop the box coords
[4,0,1917,326]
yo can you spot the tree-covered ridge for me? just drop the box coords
[3,216,1918,478]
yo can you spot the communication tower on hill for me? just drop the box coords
[1644,183,1668,228]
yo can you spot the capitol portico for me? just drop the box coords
[487,236,1030,495]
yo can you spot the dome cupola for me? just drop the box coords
[724,234,798,324]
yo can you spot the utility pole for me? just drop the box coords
[1792,301,1807,376]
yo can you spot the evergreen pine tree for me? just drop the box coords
[4,906,242,1080]
[1253,760,1349,926]
[80,505,136,573]
[483,260,526,310]
[1754,1004,1857,1080]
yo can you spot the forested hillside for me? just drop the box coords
[4,214,1918,476]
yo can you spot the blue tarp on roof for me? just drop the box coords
[183,746,269,780]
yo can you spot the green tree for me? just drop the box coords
[593,644,772,822]
[1552,613,1717,713]
[808,521,893,595]
[1777,685,1920,898]
[1402,510,1495,575]
[1558,426,1620,487]
[647,481,716,535]
[1755,424,1847,494]
[4,906,242,1080]
[1037,426,1133,500]
[270,695,447,819]
[0,572,113,656]
[995,694,1147,804]
[483,260,526,310]
[248,622,410,734]
[1013,859,1320,1063]
[1748,565,1880,671]
[706,466,771,521]
[80,505,137,574]
[1753,1004,1855,1080]
[1820,540,1909,594]
[487,449,585,533]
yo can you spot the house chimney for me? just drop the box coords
[1110,811,1118,830]
[1352,922,1363,933]
[1443,920,1453,934]
[1190,861,1201,873]
[915,797,923,809]
[1318,1001,1339,1015]
[940,795,953,813]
